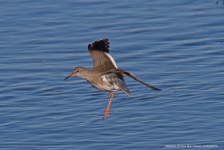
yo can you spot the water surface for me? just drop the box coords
[0,0,224,149]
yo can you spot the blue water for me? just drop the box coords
[0,0,224,149]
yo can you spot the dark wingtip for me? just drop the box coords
[153,87,161,91]
[88,39,109,53]
[88,44,92,50]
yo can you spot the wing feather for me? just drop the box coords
[101,72,133,97]
[103,69,161,91]
[88,39,117,72]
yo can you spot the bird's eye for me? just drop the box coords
[76,70,79,73]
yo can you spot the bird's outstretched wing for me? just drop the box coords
[88,39,118,72]
[103,69,161,91]
[122,70,161,91]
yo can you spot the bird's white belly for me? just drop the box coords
[91,83,120,91]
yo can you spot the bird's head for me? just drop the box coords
[64,67,85,80]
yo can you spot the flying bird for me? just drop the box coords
[64,39,161,119]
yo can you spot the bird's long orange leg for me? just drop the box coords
[104,91,113,120]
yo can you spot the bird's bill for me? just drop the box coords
[64,74,75,80]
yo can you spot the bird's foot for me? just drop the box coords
[103,108,109,120]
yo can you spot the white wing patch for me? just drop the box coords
[104,52,118,68]
[102,75,108,82]
[113,83,120,89]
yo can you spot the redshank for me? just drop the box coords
[64,39,161,119]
